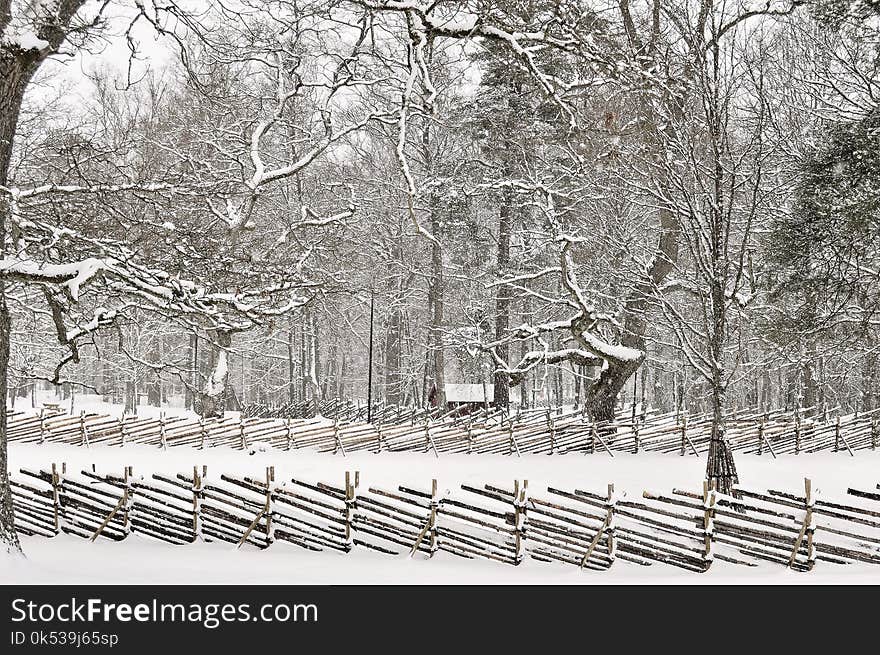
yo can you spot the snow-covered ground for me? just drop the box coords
[4,531,877,585]
[12,390,200,420]
[5,439,880,584]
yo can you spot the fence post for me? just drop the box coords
[795,416,801,455]
[513,479,528,565]
[508,418,521,457]
[546,410,556,455]
[633,416,640,455]
[79,411,90,448]
[789,477,816,570]
[466,419,473,454]
[580,482,614,569]
[239,416,247,451]
[872,418,877,451]
[38,408,46,444]
[680,416,687,456]
[605,483,616,565]
[376,421,384,454]
[286,417,293,451]
[343,471,354,551]
[50,462,61,535]
[701,480,716,570]
[804,478,816,570]
[159,412,167,450]
[121,466,133,537]
[834,417,841,453]
[192,465,206,542]
[333,418,346,456]
[199,418,208,450]
[428,478,438,557]
[409,477,438,558]
[265,466,275,547]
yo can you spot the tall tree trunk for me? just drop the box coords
[0,292,18,553]
[146,336,161,406]
[186,332,197,410]
[309,310,321,404]
[493,184,513,408]
[862,351,877,413]
[585,9,686,422]
[300,315,307,402]
[385,300,403,405]
[287,322,296,404]
[0,0,99,552]
[705,278,739,495]
[424,114,445,410]
[0,45,40,554]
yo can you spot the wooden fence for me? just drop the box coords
[10,463,880,574]
[7,404,880,457]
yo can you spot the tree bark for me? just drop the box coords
[424,118,445,410]
[201,331,231,418]
[493,184,513,408]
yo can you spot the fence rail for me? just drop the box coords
[11,463,880,574]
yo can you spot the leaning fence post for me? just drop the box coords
[795,416,801,455]
[38,408,46,444]
[680,416,688,456]
[239,416,248,451]
[580,482,615,569]
[757,418,764,456]
[872,418,877,451]
[605,483,616,565]
[409,477,438,558]
[285,417,293,451]
[834,417,841,453]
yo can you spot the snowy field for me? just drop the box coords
[4,439,880,584]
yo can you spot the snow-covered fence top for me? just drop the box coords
[11,465,880,575]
